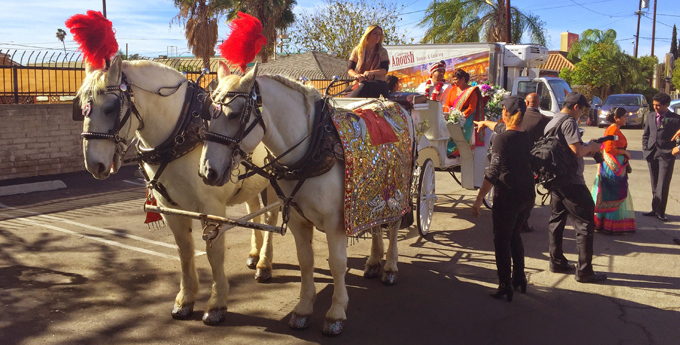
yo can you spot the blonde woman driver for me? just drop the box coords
[347,25,390,98]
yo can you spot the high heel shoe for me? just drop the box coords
[512,279,527,294]
[489,283,513,302]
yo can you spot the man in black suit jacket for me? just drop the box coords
[642,93,680,221]
[523,93,551,142]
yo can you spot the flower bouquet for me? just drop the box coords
[480,83,510,121]
[446,108,466,126]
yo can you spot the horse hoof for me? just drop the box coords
[202,307,227,326]
[289,312,311,330]
[171,302,194,320]
[382,271,398,285]
[255,268,272,282]
[246,256,259,270]
[363,263,381,279]
[322,318,345,336]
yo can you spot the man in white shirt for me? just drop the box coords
[416,60,451,102]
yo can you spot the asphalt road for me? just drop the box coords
[1,126,679,345]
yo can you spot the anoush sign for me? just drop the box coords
[385,44,491,71]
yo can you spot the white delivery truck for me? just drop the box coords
[384,43,572,116]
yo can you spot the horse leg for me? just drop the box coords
[245,197,262,270]
[165,214,198,320]
[381,221,400,286]
[322,226,349,336]
[288,217,315,330]
[255,188,278,282]
[202,222,229,325]
[364,226,384,279]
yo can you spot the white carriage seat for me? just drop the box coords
[412,100,450,141]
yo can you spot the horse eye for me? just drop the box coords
[103,103,118,116]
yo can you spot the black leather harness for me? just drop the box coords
[135,81,209,206]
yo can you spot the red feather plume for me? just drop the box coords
[219,12,267,73]
[65,10,118,70]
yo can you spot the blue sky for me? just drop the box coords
[1,0,678,61]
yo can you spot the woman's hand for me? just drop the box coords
[622,150,631,160]
[474,120,486,130]
[672,129,680,142]
[362,71,374,80]
[673,147,680,156]
[353,73,366,82]
[471,198,482,218]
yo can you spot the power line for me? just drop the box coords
[526,0,617,12]
[568,0,631,18]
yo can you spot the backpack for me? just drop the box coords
[530,116,579,197]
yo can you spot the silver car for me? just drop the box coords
[598,94,650,129]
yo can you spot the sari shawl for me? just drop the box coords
[593,148,629,213]
[351,45,388,82]
[446,85,485,157]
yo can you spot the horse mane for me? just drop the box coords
[77,60,184,105]
[261,75,321,118]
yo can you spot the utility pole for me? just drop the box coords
[505,0,512,43]
[651,0,657,57]
[102,0,107,17]
[635,0,642,58]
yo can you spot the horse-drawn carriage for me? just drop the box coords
[70,10,491,336]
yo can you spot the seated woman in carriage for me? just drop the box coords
[443,68,484,158]
[347,25,390,98]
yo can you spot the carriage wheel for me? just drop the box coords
[417,159,436,237]
[482,186,493,209]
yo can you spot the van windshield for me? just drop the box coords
[548,79,572,108]
[604,95,641,106]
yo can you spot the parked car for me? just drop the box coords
[587,96,602,126]
[598,94,649,128]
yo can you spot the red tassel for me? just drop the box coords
[144,189,163,224]
[65,10,118,70]
[219,12,267,73]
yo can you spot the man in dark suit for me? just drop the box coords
[642,93,680,221]
[523,93,552,143]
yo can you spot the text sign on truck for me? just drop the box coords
[385,45,491,91]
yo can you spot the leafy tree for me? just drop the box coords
[671,25,678,60]
[227,0,296,63]
[673,63,680,91]
[567,29,618,61]
[56,28,67,54]
[419,0,547,46]
[289,0,407,59]
[172,0,232,70]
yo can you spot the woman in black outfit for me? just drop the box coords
[471,96,535,302]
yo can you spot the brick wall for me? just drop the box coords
[0,104,84,180]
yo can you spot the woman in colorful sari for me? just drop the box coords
[591,107,636,234]
[347,25,390,98]
[443,68,485,157]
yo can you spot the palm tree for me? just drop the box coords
[419,0,547,46]
[172,0,233,70]
[56,28,67,54]
[567,29,619,60]
[227,0,296,63]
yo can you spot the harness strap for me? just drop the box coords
[138,161,179,207]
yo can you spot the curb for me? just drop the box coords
[0,180,67,197]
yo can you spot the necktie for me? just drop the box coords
[657,113,663,128]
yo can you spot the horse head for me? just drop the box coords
[78,56,191,180]
[78,56,139,179]
[199,62,265,186]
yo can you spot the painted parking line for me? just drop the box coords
[12,217,179,261]
[0,203,207,257]
[123,179,146,186]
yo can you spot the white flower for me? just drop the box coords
[446,108,466,127]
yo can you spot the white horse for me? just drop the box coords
[78,57,279,325]
[199,62,413,335]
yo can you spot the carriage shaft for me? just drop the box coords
[144,202,284,235]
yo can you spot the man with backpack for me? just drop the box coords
[543,92,607,283]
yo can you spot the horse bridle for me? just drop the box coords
[200,81,267,165]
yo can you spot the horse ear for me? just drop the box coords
[217,61,231,80]
[241,62,259,88]
[106,56,123,85]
